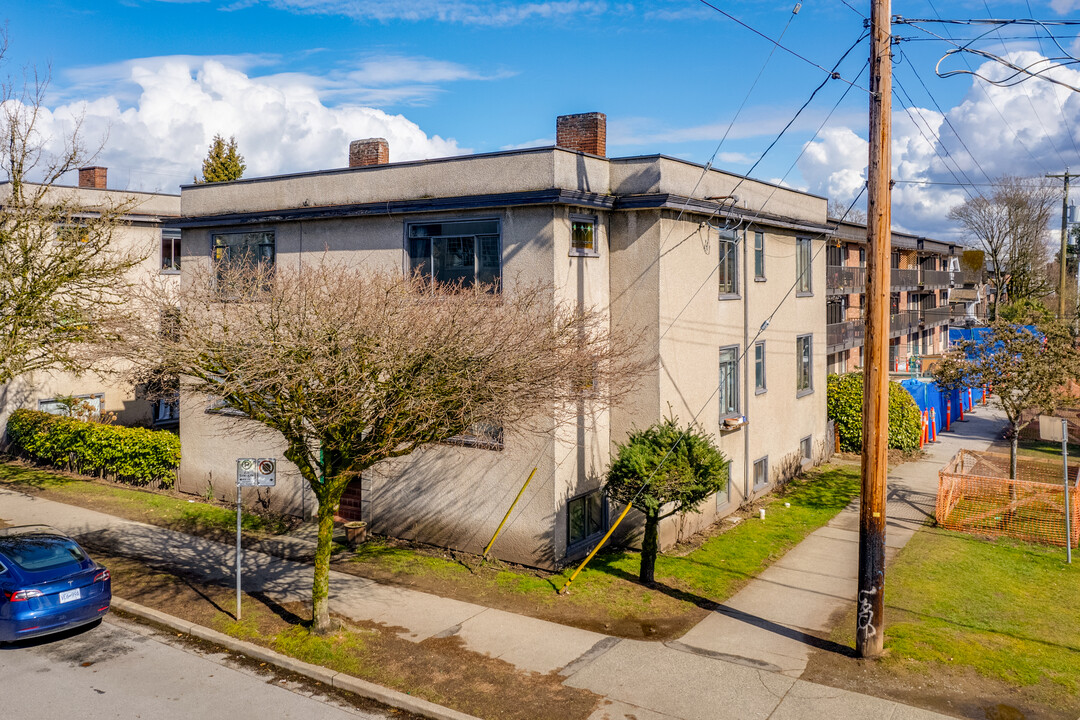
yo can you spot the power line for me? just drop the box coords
[1025,0,1080,163]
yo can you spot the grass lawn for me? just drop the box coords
[1016,438,1080,463]
[341,462,862,640]
[806,528,1080,720]
[0,459,291,537]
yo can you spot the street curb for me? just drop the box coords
[110,596,481,720]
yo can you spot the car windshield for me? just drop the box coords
[0,537,86,572]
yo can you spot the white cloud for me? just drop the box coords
[797,50,1080,240]
[220,0,613,25]
[13,57,465,193]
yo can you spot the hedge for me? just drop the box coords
[826,372,922,452]
[6,409,180,486]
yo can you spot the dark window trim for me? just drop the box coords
[719,344,740,420]
[753,456,769,491]
[402,216,503,290]
[569,212,600,258]
[796,334,814,398]
[754,341,767,395]
[161,228,181,275]
[566,488,608,551]
[753,231,766,281]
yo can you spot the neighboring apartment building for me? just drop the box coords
[175,113,831,568]
[825,220,982,374]
[0,167,182,429]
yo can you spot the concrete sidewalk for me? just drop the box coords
[0,408,1006,720]
[676,404,1008,681]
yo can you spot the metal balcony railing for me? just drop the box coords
[922,306,952,327]
[889,310,922,337]
[890,268,920,290]
[826,320,864,352]
[826,265,867,295]
[920,269,952,289]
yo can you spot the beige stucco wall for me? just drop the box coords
[0,185,180,431]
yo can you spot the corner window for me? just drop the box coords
[568,490,605,547]
[407,219,501,290]
[796,334,813,396]
[753,457,769,490]
[754,342,766,394]
[161,229,181,273]
[719,346,740,418]
[718,228,739,297]
[796,237,812,294]
[753,231,765,280]
[212,231,275,270]
[570,214,599,257]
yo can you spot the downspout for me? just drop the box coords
[743,225,751,501]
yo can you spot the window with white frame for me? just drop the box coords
[754,231,765,280]
[796,236,812,294]
[407,219,501,289]
[753,457,769,490]
[38,394,104,419]
[719,346,740,418]
[796,334,813,396]
[570,214,599,257]
[161,229,181,273]
[754,341,766,393]
[567,489,605,547]
[718,227,739,296]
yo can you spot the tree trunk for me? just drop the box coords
[1010,430,1019,480]
[639,512,659,584]
[311,490,338,633]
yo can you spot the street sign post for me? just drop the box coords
[1038,417,1072,563]
[235,458,278,619]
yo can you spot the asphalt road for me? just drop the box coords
[0,614,404,719]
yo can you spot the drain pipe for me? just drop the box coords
[743,224,751,501]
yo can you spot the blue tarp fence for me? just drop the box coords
[900,378,986,435]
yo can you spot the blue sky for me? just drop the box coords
[3,0,1080,239]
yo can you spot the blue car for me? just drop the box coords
[0,526,111,643]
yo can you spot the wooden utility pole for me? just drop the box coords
[1047,170,1074,319]
[858,0,892,659]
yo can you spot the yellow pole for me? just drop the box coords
[558,500,635,594]
[477,467,536,566]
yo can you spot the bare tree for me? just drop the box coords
[948,176,1057,318]
[933,319,1080,478]
[122,261,644,632]
[0,35,142,383]
[828,197,866,224]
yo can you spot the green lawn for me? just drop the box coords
[847,529,1080,709]
[0,459,290,536]
[1017,438,1080,463]
[346,463,862,636]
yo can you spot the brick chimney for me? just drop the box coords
[78,166,107,189]
[556,112,606,157]
[349,138,389,167]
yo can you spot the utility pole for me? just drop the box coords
[1047,170,1075,320]
[859,0,892,659]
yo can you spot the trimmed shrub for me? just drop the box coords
[6,409,180,486]
[827,372,922,452]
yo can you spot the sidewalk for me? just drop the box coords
[0,409,1006,720]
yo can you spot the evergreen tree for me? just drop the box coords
[196,134,246,183]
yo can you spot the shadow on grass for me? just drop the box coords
[249,590,308,625]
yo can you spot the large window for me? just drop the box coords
[407,219,501,289]
[754,231,765,280]
[754,342,766,394]
[796,334,813,396]
[796,236,812,294]
[568,490,605,547]
[39,394,104,419]
[161,229,181,273]
[718,228,739,296]
[719,346,739,418]
[213,231,275,270]
[570,214,598,257]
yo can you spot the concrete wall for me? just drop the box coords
[0,185,180,431]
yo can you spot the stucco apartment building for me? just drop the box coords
[176,113,831,568]
[0,167,181,429]
[825,219,982,374]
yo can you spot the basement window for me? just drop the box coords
[567,490,606,548]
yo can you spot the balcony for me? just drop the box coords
[889,310,922,337]
[922,306,951,327]
[920,269,952,289]
[827,319,864,353]
[826,265,866,295]
[890,268,920,291]
[952,269,984,286]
